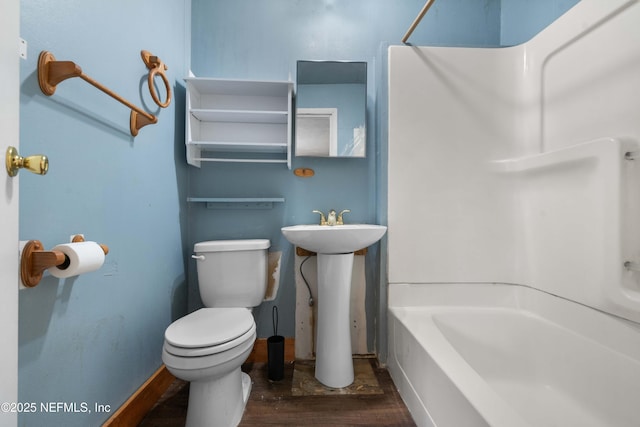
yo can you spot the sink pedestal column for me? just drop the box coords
[315,252,355,388]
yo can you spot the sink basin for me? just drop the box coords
[281,224,387,254]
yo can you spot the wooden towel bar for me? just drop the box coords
[37,50,160,136]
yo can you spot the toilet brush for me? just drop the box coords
[267,306,285,381]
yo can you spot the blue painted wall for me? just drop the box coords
[19,0,189,425]
[501,0,580,45]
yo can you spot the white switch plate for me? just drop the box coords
[18,38,27,59]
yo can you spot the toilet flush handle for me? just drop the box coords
[191,255,205,261]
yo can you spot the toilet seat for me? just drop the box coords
[162,327,256,372]
[164,324,256,357]
[164,308,255,357]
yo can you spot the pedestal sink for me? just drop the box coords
[281,224,387,388]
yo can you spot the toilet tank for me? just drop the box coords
[193,239,270,308]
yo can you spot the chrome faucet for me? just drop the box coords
[312,209,350,226]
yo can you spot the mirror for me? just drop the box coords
[295,61,367,157]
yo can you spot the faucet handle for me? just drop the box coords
[312,210,327,225]
[337,209,351,225]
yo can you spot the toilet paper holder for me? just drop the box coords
[21,235,109,288]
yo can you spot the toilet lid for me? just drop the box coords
[164,308,254,349]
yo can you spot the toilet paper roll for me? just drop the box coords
[48,241,106,279]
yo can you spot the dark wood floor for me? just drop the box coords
[139,359,416,426]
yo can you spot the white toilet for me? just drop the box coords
[162,239,269,427]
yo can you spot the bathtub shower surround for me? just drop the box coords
[387,0,640,426]
[388,284,640,427]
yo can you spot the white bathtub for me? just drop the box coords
[388,283,640,427]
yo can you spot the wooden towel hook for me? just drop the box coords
[293,167,315,178]
[37,50,158,136]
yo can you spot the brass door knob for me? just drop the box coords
[5,146,49,177]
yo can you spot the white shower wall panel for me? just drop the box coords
[388,0,640,323]
[539,1,640,151]
[501,138,640,322]
[387,46,524,284]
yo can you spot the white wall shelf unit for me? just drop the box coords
[185,77,294,169]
